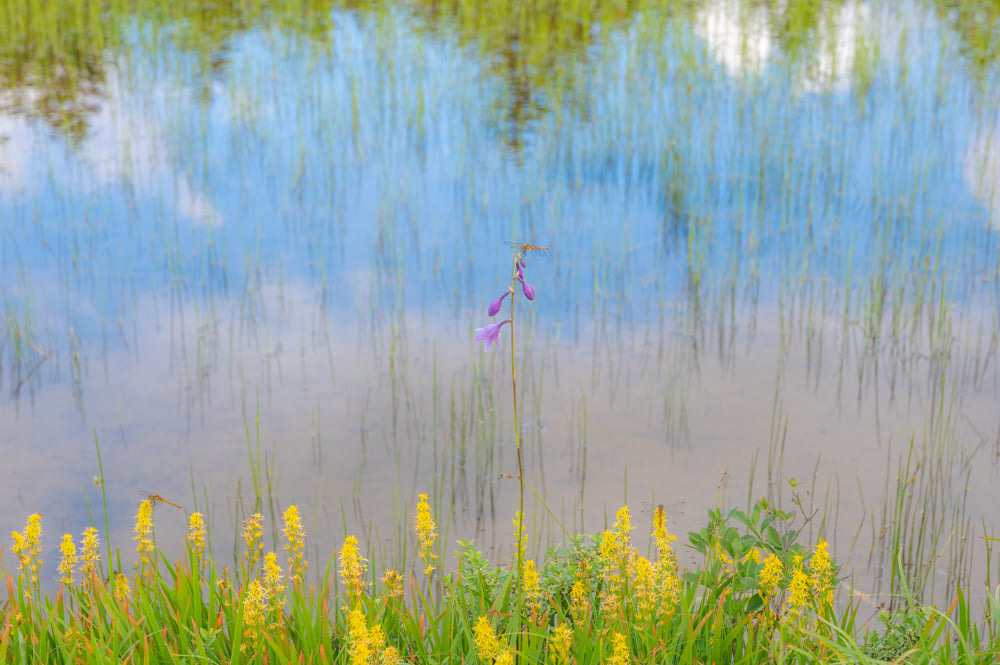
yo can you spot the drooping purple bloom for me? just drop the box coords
[521,280,535,300]
[474,320,510,350]
[488,290,510,316]
[514,264,535,300]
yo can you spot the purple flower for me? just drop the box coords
[474,320,510,350]
[521,280,535,300]
[514,265,535,300]
[488,290,510,316]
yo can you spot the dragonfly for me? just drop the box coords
[142,493,183,510]
[505,241,551,257]
[640,501,686,519]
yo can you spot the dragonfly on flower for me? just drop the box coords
[640,501,686,519]
[505,241,550,258]
[141,493,183,510]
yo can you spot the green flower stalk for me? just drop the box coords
[474,242,548,625]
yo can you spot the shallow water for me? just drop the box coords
[1,0,999,607]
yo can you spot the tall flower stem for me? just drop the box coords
[507,249,534,665]
[473,242,545,648]
[508,251,526,631]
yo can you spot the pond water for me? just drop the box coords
[1,0,999,608]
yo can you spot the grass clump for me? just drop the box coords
[4,495,998,663]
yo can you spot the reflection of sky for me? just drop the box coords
[695,0,875,91]
[0,5,997,346]
[1,4,999,598]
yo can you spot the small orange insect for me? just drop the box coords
[505,241,551,256]
[144,494,183,510]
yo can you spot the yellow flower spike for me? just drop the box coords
[651,505,677,558]
[79,527,100,583]
[347,607,372,665]
[339,535,367,605]
[570,579,589,626]
[607,631,630,665]
[784,555,811,619]
[382,645,401,665]
[114,572,129,602]
[473,615,501,662]
[548,624,573,665]
[613,506,632,545]
[134,500,155,569]
[630,555,655,622]
[187,512,206,559]
[242,579,269,646]
[368,623,386,653]
[512,511,527,566]
[11,513,43,586]
[524,559,542,616]
[809,539,835,607]
[414,493,437,575]
[758,552,784,603]
[382,569,404,600]
[58,533,77,586]
[495,650,514,665]
[282,505,307,584]
[242,513,263,570]
[263,551,285,614]
[653,555,681,615]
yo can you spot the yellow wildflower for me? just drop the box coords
[548,624,573,665]
[382,569,404,599]
[784,555,811,617]
[758,552,784,601]
[58,533,77,586]
[369,623,387,653]
[383,646,401,665]
[653,555,681,615]
[263,551,285,614]
[243,513,263,570]
[348,607,372,665]
[473,615,501,662]
[11,513,43,585]
[651,505,676,557]
[114,572,129,602]
[187,512,206,559]
[339,535,367,604]
[414,494,437,575]
[570,579,589,626]
[283,505,307,584]
[607,631,629,665]
[79,527,100,582]
[513,511,526,566]
[630,554,655,622]
[809,539,835,607]
[242,579,269,647]
[495,650,514,665]
[524,559,542,615]
[134,500,154,568]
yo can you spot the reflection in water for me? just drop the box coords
[0,0,999,611]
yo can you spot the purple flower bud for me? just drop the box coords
[521,280,535,300]
[488,291,510,316]
[519,257,527,268]
[474,320,511,351]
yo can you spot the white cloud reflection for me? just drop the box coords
[695,0,872,92]
[0,75,223,226]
